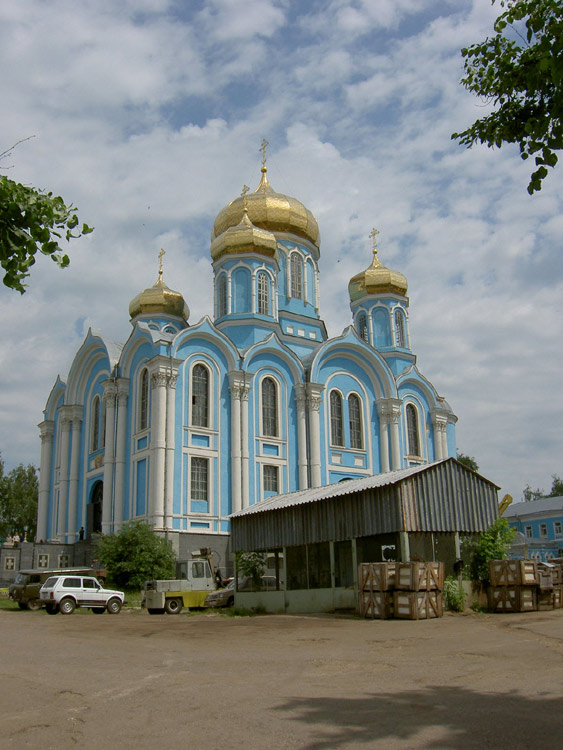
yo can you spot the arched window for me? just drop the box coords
[192,364,209,427]
[139,369,149,431]
[395,309,406,348]
[218,275,227,317]
[91,396,100,452]
[261,377,278,437]
[358,313,368,343]
[290,253,303,299]
[348,394,363,450]
[257,272,269,316]
[406,404,420,456]
[330,391,344,446]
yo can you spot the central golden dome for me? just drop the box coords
[212,166,320,252]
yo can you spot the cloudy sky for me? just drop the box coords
[1,0,561,503]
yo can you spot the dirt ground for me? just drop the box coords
[1,607,563,750]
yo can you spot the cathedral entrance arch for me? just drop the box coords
[87,481,103,537]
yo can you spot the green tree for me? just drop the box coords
[0,457,38,541]
[466,517,516,584]
[523,484,544,501]
[547,474,563,496]
[235,551,266,590]
[452,0,563,193]
[95,521,175,590]
[456,452,479,472]
[0,141,93,292]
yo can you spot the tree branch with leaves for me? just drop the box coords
[452,0,563,193]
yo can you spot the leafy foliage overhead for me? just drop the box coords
[0,455,38,541]
[95,521,175,590]
[0,166,93,293]
[456,452,479,472]
[452,0,563,193]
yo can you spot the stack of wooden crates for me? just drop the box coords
[487,560,563,612]
[358,561,444,620]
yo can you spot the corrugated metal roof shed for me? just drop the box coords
[231,458,499,552]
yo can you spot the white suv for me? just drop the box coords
[40,575,124,615]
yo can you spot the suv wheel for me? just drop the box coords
[27,599,42,611]
[106,597,122,615]
[46,603,59,615]
[92,607,105,614]
[59,597,76,615]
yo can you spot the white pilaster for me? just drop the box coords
[295,383,309,489]
[37,420,54,542]
[377,398,402,471]
[57,408,72,542]
[150,369,168,529]
[102,382,117,535]
[164,372,177,529]
[67,406,83,541]
[113,379,129,531]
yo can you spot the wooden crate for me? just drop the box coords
[358,590,394,619]
[395,562,444,591]
[538,563,563,586]
[358,562,396,592]
[489,560,538,587]
[393,590,443,620]
[537,569,554,591]
[487,586,537,613]
[537,591,555,611]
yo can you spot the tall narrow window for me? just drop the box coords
[290,253,303,299]
[330,391,344,446]
[358,313,368,343]
[139,369,149,431]
[218,275,227,317]
[263,464,279,493]
[257,272,269,315]
[262,377,278,437]
[191,457,208,501]
[91,396,100,452]
[348,394,363,450]
[192,364,209,427]
[406,404,420,456]
[394,309,406,348]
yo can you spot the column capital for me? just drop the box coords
[228,370,252,401]
[58,405,74,428]
[38,420,55,441]
[376,397,402,424]
[306,382,324,412]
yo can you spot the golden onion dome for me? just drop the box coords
[349,246,408,302]
[211,206,278,261]
[129,270,189,321]
[212,166,320,252]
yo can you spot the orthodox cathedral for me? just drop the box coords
[37,152,457,555]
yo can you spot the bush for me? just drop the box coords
[95,521,175,589]
[443,576,466,612]
[465,517,516,585]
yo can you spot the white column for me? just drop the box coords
[37,420,54,542]
[102,382,117,535]
[57,408,72,542]
[67,406,83,541]
[228,371,243,515]
[377,407,390,473]
[113,379,129,531]
[306,383,324,488]
[431,408,450,461]
[240,378,251,509]
[295,383,309,489]
[164,372,177,529]
[150,370,168,529]
[377,399,402,471]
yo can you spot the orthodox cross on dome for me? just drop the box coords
[241,184,250,209]
[158,247,165,277]
[369,227,380,255]
[259,138,269,168]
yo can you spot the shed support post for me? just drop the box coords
[399,531,410,562]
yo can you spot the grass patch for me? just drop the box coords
[226,606,267,617]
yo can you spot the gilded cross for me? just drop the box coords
[259,138,268,167]
[158,247,165,274]
[241,184,250,209]
[369,228,380,253]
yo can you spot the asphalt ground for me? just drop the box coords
[1,607,563,750]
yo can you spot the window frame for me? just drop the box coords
[406,403,421,457]
[190,456,209,503]
[348,393,363,450]
[394,309,406,348]
[218,274,228,317]
[263,464,279,493]
[138,368,149,432]
[257,271,270,316]
[330,390,344,447]
[290,252,303,299]
[91,396,100,452]
[261,377,279,438]
[191,363,210,428]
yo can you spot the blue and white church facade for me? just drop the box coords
[37,162,457,554]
